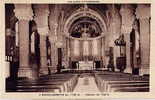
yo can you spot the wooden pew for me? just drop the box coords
[94,72,149,92]
[6,73,79,92]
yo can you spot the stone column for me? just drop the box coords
[120,5,135,73]
[48,5,60,72]
[89,40,92,60]
[55,39,63,72]
[65,38,70,68]
[14,4,33,78]
[49,38,58,73]
[136,4,150,75]
[34,5,50,75]
[101,37,106,68]
[80,40,83,61]
[104,34,109,68]
[68,38,72,68]
[38,28,48,75]
[49,30,58,73]
[107,5,121,71]
[132,20,140,73]
[124,33,131,73]
[5,28,12,78]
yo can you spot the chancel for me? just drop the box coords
[5,4,150,92]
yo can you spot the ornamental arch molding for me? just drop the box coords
[63,5,107,37]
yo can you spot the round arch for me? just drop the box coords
[63,5,107,37]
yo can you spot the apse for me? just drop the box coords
[69,17,102,38]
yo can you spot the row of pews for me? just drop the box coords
[6,73,78,92]
[95,71,149,92]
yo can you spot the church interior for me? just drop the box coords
[5,4,150,92]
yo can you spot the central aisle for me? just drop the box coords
[73,74,100,92]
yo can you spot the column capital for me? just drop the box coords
[34,4,49,17]
[120,5,135,17]
[55,36,63,48]
[34,4,50,36]
[37,26,49,36]
[14,4,33,21]
[49,34,57,43]
[136,4,150,20]
[121,25,133,34]
[120,5,135,34]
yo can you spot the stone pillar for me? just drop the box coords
[104,34,109,68]
[101,37,106,68]
[66,38,70,68]
[80,40,83,61]
[5,28,12,78]
[136,4,150,75]
[48,5,60,72]
[55,39,63,72]
[120,5,135,73]
[68,38,72,68]
[107,5,121,71]
[50,38,58,73]
[34,4,50,75]
[38,30,48,75]
[14,4,33,78]
[89,40,92,60]
[132,20,140,74]
[124,33,132,73]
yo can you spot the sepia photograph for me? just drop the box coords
[4,3,151,93]
[1,0,155,99]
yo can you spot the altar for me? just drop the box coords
[79,61,94,70]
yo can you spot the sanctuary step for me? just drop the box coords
[94,71,149,92]
[62,69,97,73]
[6,73,78,92]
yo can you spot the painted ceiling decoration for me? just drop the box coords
[64,4,107,38]
[69,17,101,38]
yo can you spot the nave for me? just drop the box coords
[6,70,149,92]
[5,4,150,93]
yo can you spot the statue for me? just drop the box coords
[81,24,90,38]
